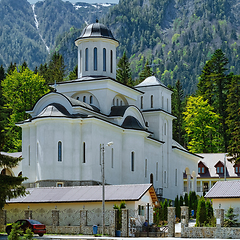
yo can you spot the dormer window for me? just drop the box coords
[214,161,224,174]
[234,164,240,173]
[198,161,207,174]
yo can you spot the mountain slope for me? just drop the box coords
[0,0,114,70]
[102,0,240,94]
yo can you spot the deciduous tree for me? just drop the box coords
[1,68,50,151]
[183,96,221,153]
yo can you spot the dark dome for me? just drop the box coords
[76,22,117,41]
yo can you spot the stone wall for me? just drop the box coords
[180,207,240,239]
[182,226,240,238]
[0,208,131,236]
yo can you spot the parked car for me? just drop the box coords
[6,219,46,236]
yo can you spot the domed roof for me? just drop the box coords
[135,76,167,88]
[76,21,117,42]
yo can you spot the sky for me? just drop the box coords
[27,0,119,3]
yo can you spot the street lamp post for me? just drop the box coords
[101,141,113,236]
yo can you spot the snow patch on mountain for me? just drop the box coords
[31,4,50,53]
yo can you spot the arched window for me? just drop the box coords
[131,152,134,171]
[111,148,114,168]
[77,97,79,100]
[80,50,82,73]
[150,173,153,184]
[116,99,119,106]
[83,142,86,163]
[85,48,88,71]
[90,96,93,104]
[151,95,153,108]
[1,169,6,175]
[58,141,62,162]
[156,162,158,181]
[112,98,115,106]
[162,96,164,108]
[120,100,123,106]
[28,145,30,166]
[83,96,86,102]
[167,98,169,111]
[110,50,113,73]
[145,159,147,178]
[94,47,97,71]
[103,48,106,71]
[175,169,178,186]
[141,96,143,109]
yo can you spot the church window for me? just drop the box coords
[111,148,114,168]
[1,169,6,175]
[110,50,113,73]
[85,48,88,71]
[167,99,169,111]
[131,152,134,171]
[83,96,86,102]
[156,162,158,181]
[145,159,147,178]
[164,171,166,183]
[162,96,164,109]
[77,97,79,100]
[99,144,101,165]
[28,145,30,166]
[164,123,167,135]
[103,48,106,71]
[94,47,97,71]
[116,99,119,106]
[175,169,177,186]
[83,142,86,163]
[151,95,153,108]
[80,50,82,73]
[90,96,93,104]
[150,173,153,184]
[120,100,123,106]
[141,96,143,109]
[58,141,62,162]
[113,98,115,106]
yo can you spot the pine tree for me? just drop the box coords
[7,62,17,75]
[175,195,181,218]
[0,65,5,81]
[197,49,230,152]
[171,80,185,146]
[205,198,213,223]
[224,207,238,227]
[116,52,133,86]
[226,75,240,164]
[48,52,66,84]
[68,65,78,80]
[196,197,207,226]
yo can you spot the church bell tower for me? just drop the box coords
[75,20,119,79]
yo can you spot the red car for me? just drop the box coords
[6,219,46,236]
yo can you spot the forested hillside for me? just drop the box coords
[103,0,240,94]
[0,0,114,70]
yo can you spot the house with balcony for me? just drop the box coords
[183,153,240,196]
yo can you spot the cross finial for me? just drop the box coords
[54,80,57,92]
[147,60,160,76]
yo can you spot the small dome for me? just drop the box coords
[76,21,117,42]
[135,76,167,88]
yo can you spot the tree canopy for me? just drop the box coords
[1,67,50,151]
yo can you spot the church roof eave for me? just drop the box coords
[143,108,176,119]
[172,146,203,160]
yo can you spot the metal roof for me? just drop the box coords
[7,184,154,203]
[205,180,240,199]
[197,153,237,178]
[135,76,167,88]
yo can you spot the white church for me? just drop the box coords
[15,21,200,201]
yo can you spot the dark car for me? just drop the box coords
[6,219,46,236]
